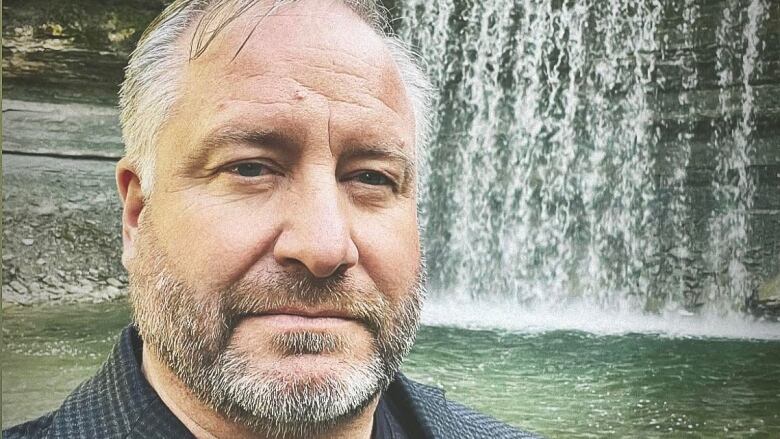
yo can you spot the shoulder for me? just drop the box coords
[3,412,55,439]
[392,374,542,439]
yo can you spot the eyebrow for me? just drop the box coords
[340,142,417,182]
[184,126,298,168]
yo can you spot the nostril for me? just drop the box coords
[273,230,358,279]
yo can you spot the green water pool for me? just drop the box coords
[3,302,779,437]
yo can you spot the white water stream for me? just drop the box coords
[397,0,778,319]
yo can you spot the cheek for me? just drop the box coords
[150,192,280,291]
[354,206,420,300]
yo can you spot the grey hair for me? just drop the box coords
[119,0,433,196]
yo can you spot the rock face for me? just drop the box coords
[2,100,124,157]
[2,154,128,305]
[2,0,166,105]
[758,274,780,302]
[751,273,780,321]
[2,0,160,303]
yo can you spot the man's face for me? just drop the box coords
[123,2,422,435]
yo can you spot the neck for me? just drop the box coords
[141,344,378,439]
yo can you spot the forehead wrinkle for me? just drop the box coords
[277,44,385,72]
[273,47,408,116]
[290,61,370,86]
[226,67,406,136]
[282,71,406,124]
[214,60,383,112]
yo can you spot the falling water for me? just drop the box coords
[396,0,779,316]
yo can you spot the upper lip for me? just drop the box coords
[256,308,355,320]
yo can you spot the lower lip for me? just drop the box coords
[245,314,356,329]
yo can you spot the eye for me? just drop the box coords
[228,162,268,177]
[355,171,391,186]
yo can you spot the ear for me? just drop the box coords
[116,157,145,269]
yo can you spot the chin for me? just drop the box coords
[200,343,384,435]
[241,340,378,391]
[269,362,379,402]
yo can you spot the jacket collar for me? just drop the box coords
[391,374,460,439]
[45,325,194,438]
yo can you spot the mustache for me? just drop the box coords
[220,269,390,336]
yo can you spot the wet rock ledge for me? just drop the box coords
[2,153,128,305]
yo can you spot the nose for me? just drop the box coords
[273,183,359,278]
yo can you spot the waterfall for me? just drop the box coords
[396,0,777,316]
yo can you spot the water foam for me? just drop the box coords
[422,298,780,340]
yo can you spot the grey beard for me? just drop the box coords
[128,227,425,438]
[204,341,387,437]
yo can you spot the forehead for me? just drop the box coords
[167,1,415,152]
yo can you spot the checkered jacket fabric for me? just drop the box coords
[3,326,540,439]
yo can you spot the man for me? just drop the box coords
[4,0,538,438]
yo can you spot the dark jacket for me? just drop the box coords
[4,326,539,439]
